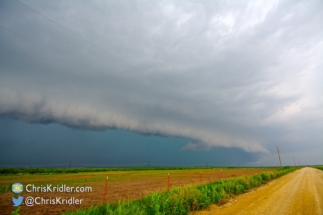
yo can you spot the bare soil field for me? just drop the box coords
[194,167,323,215]
[0,168,268,215]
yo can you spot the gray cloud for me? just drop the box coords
[0,0,322,158]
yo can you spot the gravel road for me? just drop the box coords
[194,167,323,215]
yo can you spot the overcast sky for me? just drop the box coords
[0,0,322,167]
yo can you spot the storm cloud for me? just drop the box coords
[0,0,322,161]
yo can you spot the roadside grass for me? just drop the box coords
[63,167,296,215]
[11,207,21,215]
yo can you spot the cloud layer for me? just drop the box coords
[0,0,322,155]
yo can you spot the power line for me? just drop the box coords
[14,0,146,76]
[0,164,67,167]
[0,162,233,167]
[10,0,186,97]
[0,24,113,78]
[13,0,182,98]
[72,163,148,167]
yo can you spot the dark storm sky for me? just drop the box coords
[0,0,322,166]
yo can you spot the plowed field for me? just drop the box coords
[0,168,269,215]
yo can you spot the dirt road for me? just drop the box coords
[195,167,323,215]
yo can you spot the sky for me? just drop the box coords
[0,0,322,167]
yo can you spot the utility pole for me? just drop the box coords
[293,157,296,166]
[276,144,282,167]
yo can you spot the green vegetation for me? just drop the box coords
[11,207,21,215]
[0,166,275,175]
[64,167,296,215]
[0,184,11,192]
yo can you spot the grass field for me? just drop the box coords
[0,167,284,215]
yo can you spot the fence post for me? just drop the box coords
[200,171,202,184]
[103,176,108,201]
[168,173,170,190]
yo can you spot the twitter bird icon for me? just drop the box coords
[12,196,23,206]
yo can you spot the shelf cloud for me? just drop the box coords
[0,0,322,156]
